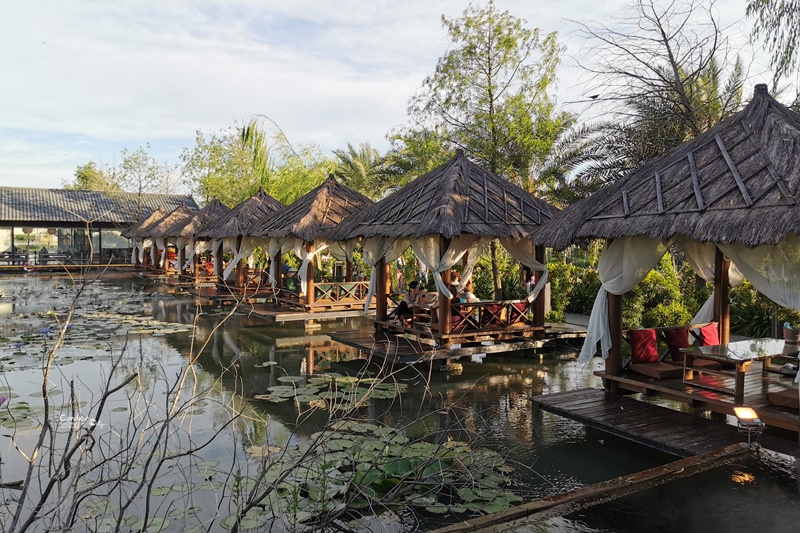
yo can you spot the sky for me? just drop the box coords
[0,0,761,191]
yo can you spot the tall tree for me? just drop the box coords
[408,0,565,179]
[240,117,334,204]
[63,162,120,191]
[180,126,263,206]
[573,0,745,182]
[747,0,800,82]
[332,142,392,200]
[407,0,566,298]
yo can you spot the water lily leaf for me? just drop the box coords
[245,445,282,457]
[277,376,305,384]
[151,486,171,496]
[145,517,170,533]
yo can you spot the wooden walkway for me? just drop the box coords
[533,388,800,458]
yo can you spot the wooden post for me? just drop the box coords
[439,269,452,337]
[606,292,623,394]
[305,242,315,306]
[192,249,199,282]
[714,247,731,344]
[534,244,546,333]
[177,246,185,277]
[235,237,245,289]
[375,258,388,330]
[345,260,353,282]
[214,241,224,285]
[271,250,283,290]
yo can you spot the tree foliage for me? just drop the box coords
[573,0,745,185]
[332,142,390,200]
[180,126,264,206]
[63,162,120,192]
[407,0,566,182]
[747,0,800,82]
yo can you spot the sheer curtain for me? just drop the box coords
[155,238,167,267]
[362,238,408,313]
[579,236,668,363]
[411,235,484,299]
[719,235,800,395]
[222,237,262,279]
[294,239,330,296]
[679,238,744,324]
[500,238,548,302]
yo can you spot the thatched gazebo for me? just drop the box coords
[144,204,198,273]
[162,198,231,280]
[249,176,373,311]
[534,84,800,407]
[331,149,559,347]
[123,206,167,268]
[196,188,284,291]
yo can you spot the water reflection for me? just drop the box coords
[1,273,796,533]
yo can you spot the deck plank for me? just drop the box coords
[533,388,800,458]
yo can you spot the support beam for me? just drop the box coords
[214,241,224,286]
[271,251,283,290]
[439,269,452,339]
[714,247,731,344]
[305,242,315,306]
[235,236,245,289]
[534,244,547,334]
[345,259,353,282]
[375,258,388,331]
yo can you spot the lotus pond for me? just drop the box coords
[0,271,797,532]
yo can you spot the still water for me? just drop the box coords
[0,272,797,532]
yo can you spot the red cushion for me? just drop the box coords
[662,327,690,363]
[698,322,720,346]
[629,329,659,363]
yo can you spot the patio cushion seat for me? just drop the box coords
[628,361,684,379]
[766,388,800,410]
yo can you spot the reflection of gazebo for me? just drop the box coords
[534,84,800,433]
[249,176,373,312]
[331,150,559,349]
[196,188,284,292]
[165,199,231,282]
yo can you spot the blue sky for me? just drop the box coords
[0,0,759,190]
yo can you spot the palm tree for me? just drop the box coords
[332,142,388,200]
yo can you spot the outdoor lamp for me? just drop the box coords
[734,406,765,446]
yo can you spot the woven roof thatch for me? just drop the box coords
[330,150,559,242]
[196,188,284,240]
[535,84,800,250]
[147,204,198,239]
[122,206,168,239]
[162,198,231,239]
[250,176,373,242]
[0,187,197,227]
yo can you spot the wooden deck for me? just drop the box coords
[329,328,586,363]
[533,388,800,458]
[594,359,800,436]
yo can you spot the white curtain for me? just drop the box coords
[362,237,408,313]
[453,237,491,289]
[679,238,744,324]
[266,238,294,285]
[294,239,329,297]
[222,237,263,280]
[411,235,484,299]
[579,236,668,363]
[155,238,167,267]
[501,238,549,302]
[719,235,800,392]
[328,240,357,263]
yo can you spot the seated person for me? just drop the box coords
[392,280,432,324]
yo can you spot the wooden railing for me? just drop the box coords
[412,299,534,335]
[313,281,369,302]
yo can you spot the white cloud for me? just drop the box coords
[0,0,763,189]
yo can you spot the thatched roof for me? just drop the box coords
[147,204,198,239]
[250,176,373,242]
[163,198,231,239]
[330,150,559,242]
[535,84,800,250]
[122,206,167,239]
[0,187,197,228]
[197,188,284,240]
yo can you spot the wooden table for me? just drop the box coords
[681,338,799,404]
